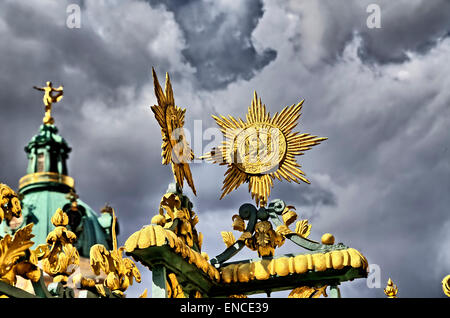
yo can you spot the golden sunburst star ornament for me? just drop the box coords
[202,92,326,206]
[150,68,196,195]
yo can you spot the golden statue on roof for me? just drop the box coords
[33,81,64,125]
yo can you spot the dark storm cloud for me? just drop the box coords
[284,0,450,67]
[147,0,277,90]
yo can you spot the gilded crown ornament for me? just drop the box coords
[202,92,327,207]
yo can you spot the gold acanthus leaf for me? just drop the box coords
[89,210,141,295]
[0,224,35,277]
[0,223,40,285]
[90,244,115,276]
[39,209,80,282]
[166,272,185,298]
[221,231,236,248]
[41,244,79,278]
[275,225,292,236]
[51,208,68,227]
[295,219,311,238]
[288,286,328,298]
[150,68,197,195]
[232,215,245,232]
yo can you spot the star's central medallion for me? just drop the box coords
[234,124,287,175]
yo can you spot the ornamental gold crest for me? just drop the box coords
[202,92,327,207]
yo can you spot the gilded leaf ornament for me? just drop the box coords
[150,68,197,195]
[288,286,328,298]
[0,224,40,285]
[221,231,236,248]
[295,219,311,238]
[152,191,203,251]
[166,272,185,298]
[202,92,327,206]
[39,208,80,284]
[90,209,141,296]
[0,184,40,286]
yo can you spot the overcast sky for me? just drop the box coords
[0,0,449,298]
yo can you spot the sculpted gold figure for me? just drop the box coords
[150,68,196,195]
[90,209,141,297]
[33,81,64,125]
[202,92,326,206]
[0,184,40,287]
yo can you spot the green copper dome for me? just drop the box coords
[0,123,115,257]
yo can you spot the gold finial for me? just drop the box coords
[33,81,64,125]
[384,278,398,298]
[201,91,327,207]
[321,233,335,245]
[35,208,80,284]
[150,68,197,195]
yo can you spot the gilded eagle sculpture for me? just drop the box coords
[202,92,327,207]
[150,68,197,195]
